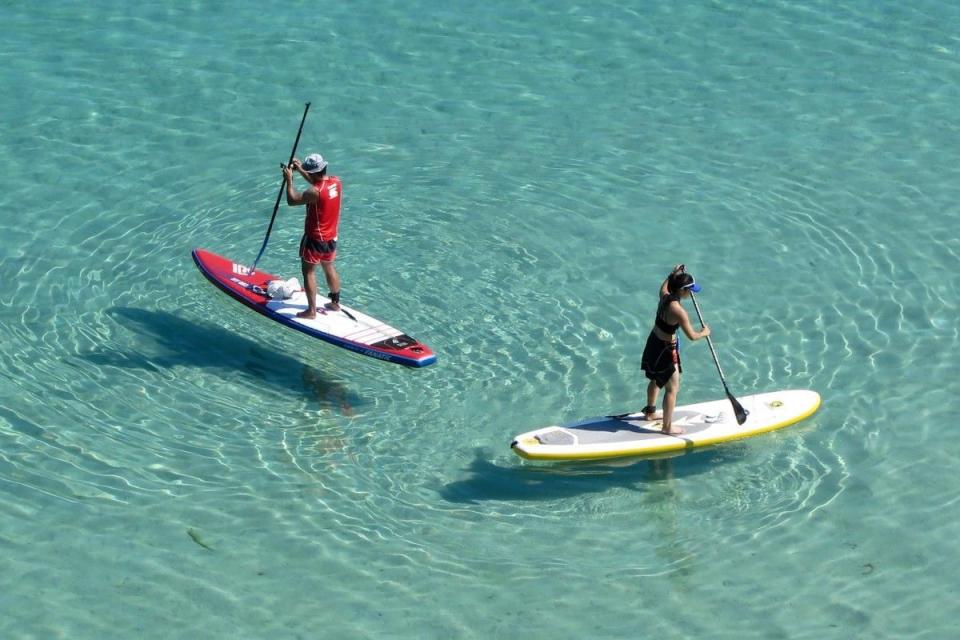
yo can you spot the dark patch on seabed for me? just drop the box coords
[187,528,214,551]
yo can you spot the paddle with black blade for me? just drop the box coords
[688,290,749,425]
[249,101,311,273]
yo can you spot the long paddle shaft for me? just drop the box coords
[250,102,312,272]
[689,292,749,425]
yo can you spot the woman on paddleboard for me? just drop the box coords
[282,153,343,319]
[641,264,711,435]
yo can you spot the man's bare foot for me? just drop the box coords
[643,411,663,421]
[661,426,685,435]
[296,310,317,319]
[324,302,340,311]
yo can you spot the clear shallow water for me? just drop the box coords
[2,1,959,637]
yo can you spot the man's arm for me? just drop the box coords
[282,163,319,206]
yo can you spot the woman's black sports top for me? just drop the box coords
[654,293,680,335]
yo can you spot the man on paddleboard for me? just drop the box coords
[640,264,711,435]
[281,153,343,319]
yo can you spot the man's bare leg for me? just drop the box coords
[321,261,341,311]
[296,260,318,319]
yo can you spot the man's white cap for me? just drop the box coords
[302,153,328,173]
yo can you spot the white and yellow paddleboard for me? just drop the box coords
[510,390,820,461]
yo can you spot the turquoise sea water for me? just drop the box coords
[2,1,959,637]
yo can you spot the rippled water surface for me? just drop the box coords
[2,2,959,637]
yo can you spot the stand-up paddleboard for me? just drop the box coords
[192,248,436,367]
[511,390,820,461]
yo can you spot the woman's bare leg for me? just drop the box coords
[661,371,683,435]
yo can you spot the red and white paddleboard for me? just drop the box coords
[192,248,436,367]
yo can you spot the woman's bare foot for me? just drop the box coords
[661,426,685,435]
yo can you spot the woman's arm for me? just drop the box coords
[660,264,685,297]
[673,302,711,341]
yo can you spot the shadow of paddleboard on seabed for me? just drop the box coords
[82,306,365,411]
[439,446,748,504]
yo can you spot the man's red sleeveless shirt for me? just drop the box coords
[304,176,342,241]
